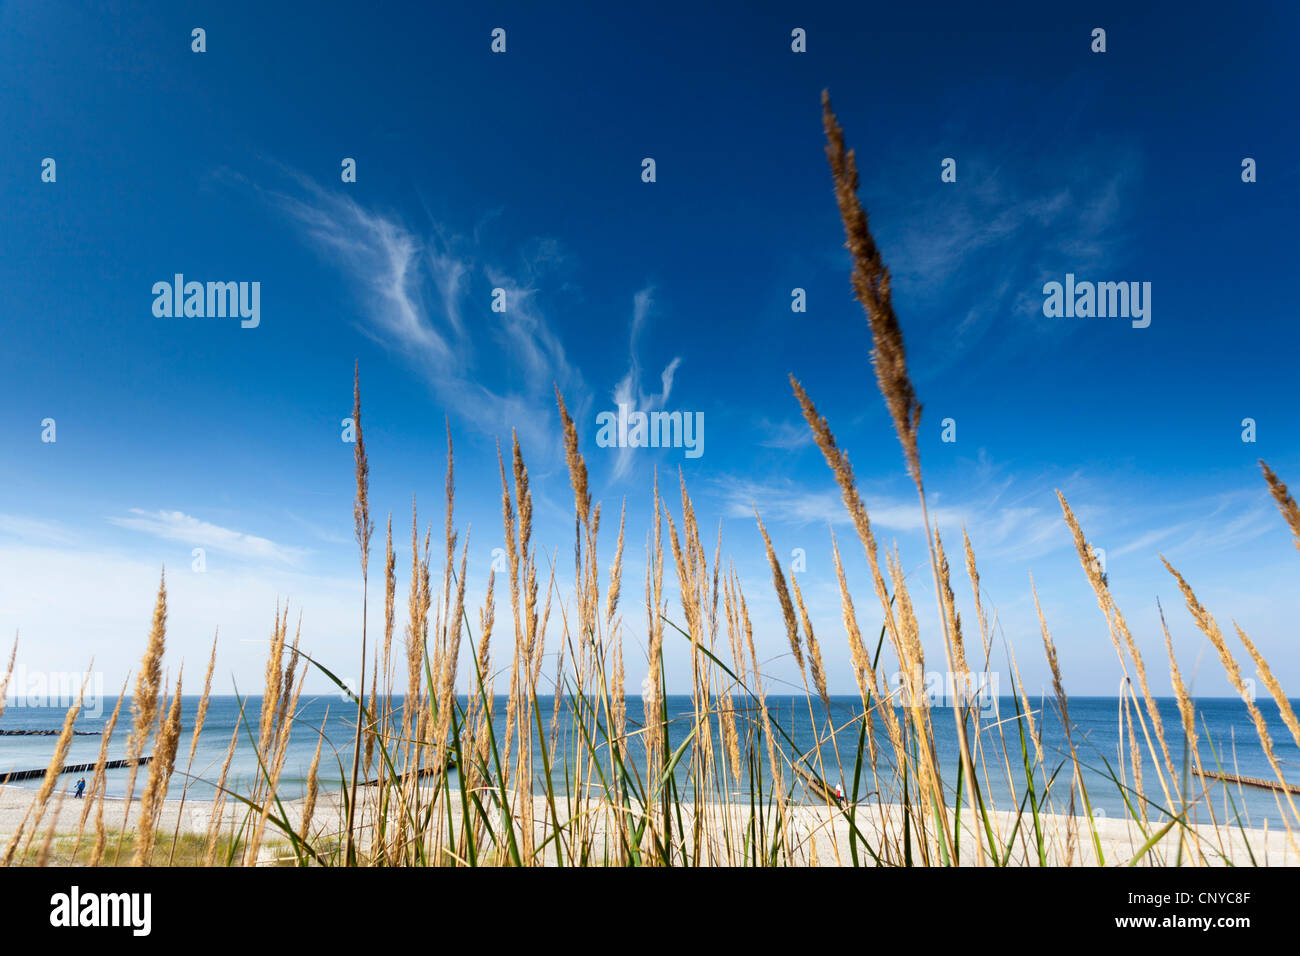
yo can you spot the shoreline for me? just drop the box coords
[2,786,1294,866]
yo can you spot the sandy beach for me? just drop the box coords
[3,785,1295,866]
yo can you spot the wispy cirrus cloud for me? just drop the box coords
[867,145,1141,377]
[0,514,79,546]
[722,459,1286,578]
[756,418,815,451]
[273,181,454,362]
[717,476,966,534]
[719,461,1283,586]
[107,509,305,565]
[232,168,586,451]
[716,467,1066,566]
[1111,490,1279,561]
[484,265,577,397]
[609,287,683,480]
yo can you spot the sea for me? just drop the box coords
[3,694,1297,826]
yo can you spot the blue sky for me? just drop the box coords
[1,0,1298,700]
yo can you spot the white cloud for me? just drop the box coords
[1110,490,1278,561]
[609,287,683,480]
[867,146,1141,377]
[274,184,453,363]
[244,169,585,452]
[484,268,576,397]
[0,515,78,546]
[718,475,966,535]
[756,418,814,450]
[107,509,305,565]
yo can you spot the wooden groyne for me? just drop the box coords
[361,757,455,787]
[1195,769,1300,796]
[0,755,150,785]
[793,763,842,806]
[0,730,100,736]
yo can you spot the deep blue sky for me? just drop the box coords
[2,1,1298,699]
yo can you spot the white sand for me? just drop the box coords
[3,785,1294,866]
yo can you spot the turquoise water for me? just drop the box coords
[3,694,1297,826]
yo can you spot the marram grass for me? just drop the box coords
[3,95,1299,868]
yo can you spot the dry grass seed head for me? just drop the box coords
[820,90,922,484]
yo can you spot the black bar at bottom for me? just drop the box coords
[0,865,1279,942]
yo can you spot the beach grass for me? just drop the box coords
[24,830,249,868]
[3,93,1299,868]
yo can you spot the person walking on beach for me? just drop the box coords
[73,777,86,799]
